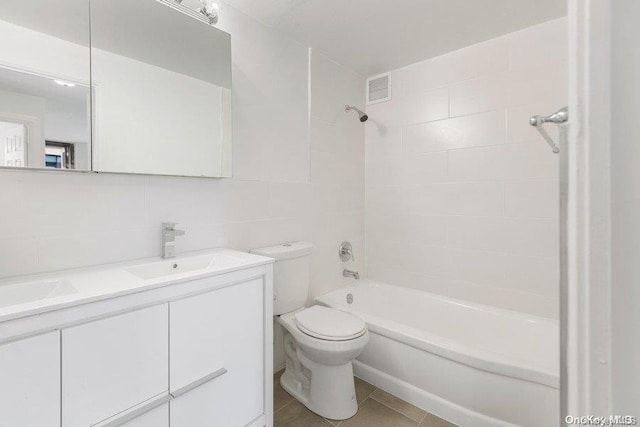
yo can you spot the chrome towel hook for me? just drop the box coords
[529,106,568,154]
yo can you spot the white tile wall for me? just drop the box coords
[365,18,567,318]
[400,37,510,95]
[403,88,450,125]
[0,5,365,307]
[449,74,509,118]
[403,110,506,154]
[222,7,310,183]
[309,51,366,300]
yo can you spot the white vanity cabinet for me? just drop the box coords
[0,331,60,427]
[0,249,273,427]
[169,278,265,427]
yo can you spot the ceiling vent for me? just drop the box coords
[366,73,391,105]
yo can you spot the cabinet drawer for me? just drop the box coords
[62,304,168,427]
[0,331,60,427]
[170,278,264,426]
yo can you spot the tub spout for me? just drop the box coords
[343,269,360,280]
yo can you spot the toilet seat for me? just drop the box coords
[294,306,366,341]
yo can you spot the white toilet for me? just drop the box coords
[251,242,369,420]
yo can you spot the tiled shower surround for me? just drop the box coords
[365,19,567,318]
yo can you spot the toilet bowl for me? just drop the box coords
[249,242,369,420]
[278,306,369,420]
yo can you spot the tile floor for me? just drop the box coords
[274,370,458,427]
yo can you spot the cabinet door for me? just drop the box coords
[62,304,168,427]
[0,331,60,427]
[170,279,264,427]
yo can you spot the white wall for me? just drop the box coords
[0,89,46,167]
[0,20,88,83]
[273,50,366,371]
[365,19,567,318]
[0,4,364,310]
[611,0,640,414]
[0,121,25,166]
[44,98,88,145]
[0,90,45,128]
[309,51,366,299]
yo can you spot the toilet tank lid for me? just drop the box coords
[250,241,313,260]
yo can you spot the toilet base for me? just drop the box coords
[280,334,358,420]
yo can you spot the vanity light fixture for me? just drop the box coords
[198,0,220,24]
[166,0,219,26]
[54,79,76,88]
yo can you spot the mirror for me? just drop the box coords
[90,0,233,177]
[0,0,232,177]
[0,0,91,171]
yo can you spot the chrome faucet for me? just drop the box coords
[343,269,360,280]
[162,222,185,259]
[339,241,355,262]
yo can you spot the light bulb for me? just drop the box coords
[201,0,219,14]
[198,0,220,24]
[54,80,76,87]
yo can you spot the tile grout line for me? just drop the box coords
[417,410,429,426]
[327,383,378,427]
[328,385,378,427]
[273,395,296,415]
[368,393,422,426]
[362,385,378,401]
[371,398,427,427]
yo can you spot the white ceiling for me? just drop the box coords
[222,0,567,76]
[0,67,89,106]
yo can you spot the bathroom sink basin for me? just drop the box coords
[124,253,244,280]
[0,279,78,309]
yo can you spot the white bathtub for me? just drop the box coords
[315,280,559,427]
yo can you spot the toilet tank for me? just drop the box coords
[251,242,313,315]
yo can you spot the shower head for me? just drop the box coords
[345,105,368,123]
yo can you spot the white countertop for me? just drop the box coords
[0,248,273,323]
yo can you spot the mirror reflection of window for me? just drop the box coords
[0,68,91,170]
[45,141,75,169]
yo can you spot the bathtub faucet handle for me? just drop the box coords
[339,241,355,262]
